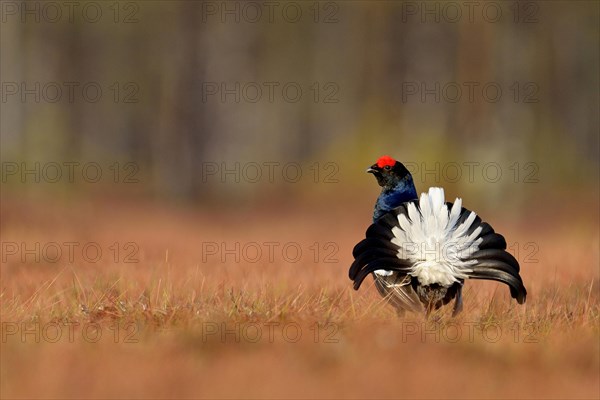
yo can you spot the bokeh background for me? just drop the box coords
[1,1,599,399]
[2,0,598,202]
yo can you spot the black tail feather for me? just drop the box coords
[469,249,520,273]
[352,238,398,258]
[478,233,507,250]
[353,258,413,290]
[349,198,527,309]
[349,247,409,279]
[468,267,527,303]
[365,223,396,241]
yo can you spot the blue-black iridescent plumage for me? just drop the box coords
[368,159,418,221]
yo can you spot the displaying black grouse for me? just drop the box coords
[349,155,527,316]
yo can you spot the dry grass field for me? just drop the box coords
[1,192,598,399]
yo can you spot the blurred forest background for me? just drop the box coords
[1,1,598,206]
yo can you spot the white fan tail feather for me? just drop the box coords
[392,187,481,287]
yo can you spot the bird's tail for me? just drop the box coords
[349,187,527,304]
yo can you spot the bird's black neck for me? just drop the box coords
[373,176,418,221]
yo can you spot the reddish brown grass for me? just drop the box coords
[1,195,598,399]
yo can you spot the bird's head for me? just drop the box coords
[367,155,413,189]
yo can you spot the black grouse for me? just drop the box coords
[349,155,527,316]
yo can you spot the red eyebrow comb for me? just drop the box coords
[376,155,396,168]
